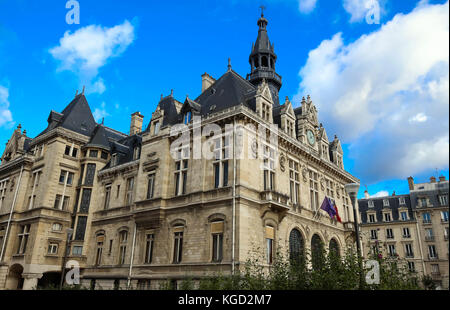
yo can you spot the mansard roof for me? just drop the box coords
[38,94,97,137]
[84,124,127,151]
[195,69,256,115]
[102,134,142,170]
[358,194,414,223]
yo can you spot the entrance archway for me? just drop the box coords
[6,264,24,290]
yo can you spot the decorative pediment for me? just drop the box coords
[256,79,273,104]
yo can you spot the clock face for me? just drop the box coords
[307,130,315,146]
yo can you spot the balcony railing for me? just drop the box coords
[442,218,449,223]
[425,236,435,242]
[405,254,414,258]
[387,235,395,239]
[402,234,411,238]
[422,219,432,225]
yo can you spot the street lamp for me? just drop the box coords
[344,183,363,288]
[59,228,74,290]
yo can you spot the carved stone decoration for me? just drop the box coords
[301,165,308,182]
[320,176,325,191]
[336,187,341,199]
[279,154,286,172]
[251,138,258,159]
[9,177,15,191]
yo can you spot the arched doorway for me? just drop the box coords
[37,272,61,289]
[329,238,340,257]
[6,264,24,290]
[311,234,324,270]
[289,229,304,263]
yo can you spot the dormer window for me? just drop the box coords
[133,146,140,160]
[111,154,118,167]
[383,199,390,207]
[153,121,160,135]
[399,197,406,205]
[368,200,374,208]
[184,112,192,124]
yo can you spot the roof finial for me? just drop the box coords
[101,117,104,125]
[82,85,85,95]
[228,58,232,71]
[160,94,163,100]
[260,5,266,17]
[170,89,174,96]
[75,89,78,97]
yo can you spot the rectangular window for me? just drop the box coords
[16,224,31,254]
[423,213,431,224]
[174,158,188,196]
[402,227,410,238]
[326,179,334,198]
[405,244,414,258]
[408,262,415,272]
[72,148,78,158]
[383,199,389,207]
[384,213,392,222]
[173,230,183,263]
[95,235,104,265]
[89,150,98,158]
[289,160,300,204]
[65,145,71,156]
[59,170,66,184]
[84,163,96,186]
[79,189,92,213]
[47,243,58,255]
[146,174,155,200]
[104,185,111,210]
[111,154,118,167]
[144,234,154,264]
[386,228,394,239]
[420,198,427,207]
[370,229,378,240]
[431,264,440,274]
[265,226,274,264]
[62,196,70,211]
[263,145,275,191]
[72,246,83,256]
[119,231,128,265]
[54,194,62,209]
[438,195,447,206]
[125,177,134,205]
[211,221,224,262]
[388,244,396,256]
[368,214,376,223]
[309,170,319,210]
[153,121,160,135]
[213,136,230,189]
[368,200,374,208]
[428,245,437,259]
[101,151,108,160]
[399,197,406,205]
[400,211,408,221]
[441,211,449,222]
[133,146,140,160]
[74,216,88,241]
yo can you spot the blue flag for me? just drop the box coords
[320,197,337,219]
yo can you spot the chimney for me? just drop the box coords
[201,73,216,93]
[364,190,369,199]
[430,176,436,183]
[130,112,144,135]
[392,191,396,196]
[439,175,446,182]
[407,176,414,190]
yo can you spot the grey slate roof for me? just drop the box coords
[84,124,127,151]
[358,195,414,224]
[195,70,256,115]
[38,94,97,137]
[102,134,142,170]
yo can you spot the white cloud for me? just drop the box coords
[409,113,427,123]
[296,1,449,183]
[298,0,317,13]
[343,0,385,23]
[0,85,14,128]
[370,190,389,198]
[93,102,110,122]
[49,20,135,94]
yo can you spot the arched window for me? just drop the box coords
[254,56,259,68]
[311,234,324,270]
[329,238,340,257]
[261,56,268,68]
[270,57,274,69]
[289,229,304,263]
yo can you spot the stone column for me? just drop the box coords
[21,273,43,290]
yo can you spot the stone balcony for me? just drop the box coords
[259,190,290,221]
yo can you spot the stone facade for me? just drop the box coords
[0,14,360,290]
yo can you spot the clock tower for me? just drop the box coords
[296,95,320,151]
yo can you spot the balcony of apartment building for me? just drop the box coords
[428,254,439,260]
[402,233,411,239]
[343,222,354,232]
[422,219,432,225]
[405,252,415,259]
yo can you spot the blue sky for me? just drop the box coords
[0,0,448,198]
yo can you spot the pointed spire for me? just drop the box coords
[82,85,85,95]
[228,58,232,71]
